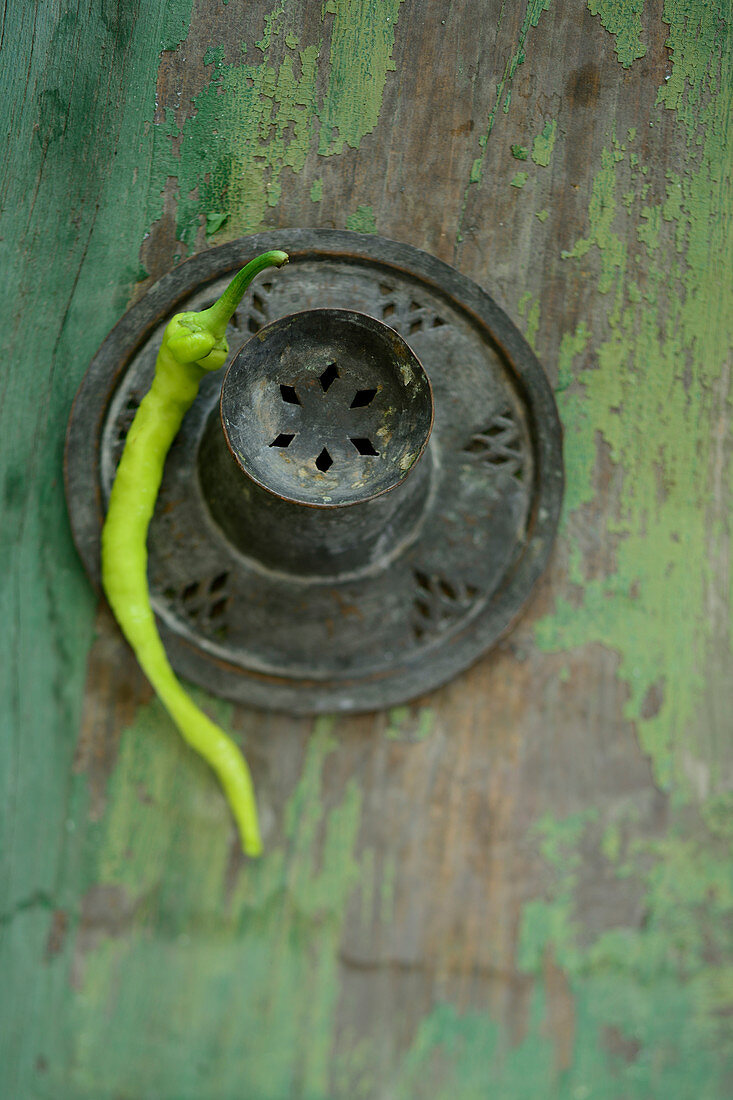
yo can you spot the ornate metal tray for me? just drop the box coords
[65,230,563,714]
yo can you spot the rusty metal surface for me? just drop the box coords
[65,229,564,713]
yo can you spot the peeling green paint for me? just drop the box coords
[514,12,733,1086]
[148,14,320,248]
[510,171,528,188]
[511,142,529,160]
[318,0,404,156]
[656,0,728,127]
[512,805,733,1098]
[384,705,436,742]
[531,118,557,166]
[637,202,662,250]
[561,142,626,294]
[51,707,369,1097]
[415,708,436,741]
[460,0,553,202]
[526,301,540,349]
[554,321,590,400]
[205,211,229,236]
[537,0,731,795]
[386,705,410,734]
[146,0,405,247]
[587,0,647,68]
[535,207,549,222]
[345,203,377,233]
[310,176,324,202]
[517,291,540,349]
[159,6,195,51]
[203,44,225,66]
[601,819,623,863]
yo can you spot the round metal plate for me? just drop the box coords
[65,229,563,714]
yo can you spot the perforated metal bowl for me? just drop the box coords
[222,309,433,507]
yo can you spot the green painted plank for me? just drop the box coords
[0,3,194,1095]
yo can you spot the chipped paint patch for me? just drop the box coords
[345,203,377,233]
[587,0,647,68]
[205,211,229,237]
[531,118,557,165]
[560,139,627,294]
[384,705,436,741]
[554,320,590,401]
[310,177,324,202]
[518,292,541,350]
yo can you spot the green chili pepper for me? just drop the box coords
[101,249,289,856]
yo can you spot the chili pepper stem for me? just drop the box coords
[199,249,289,339]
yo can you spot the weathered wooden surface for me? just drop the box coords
[1,1,731,1097]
